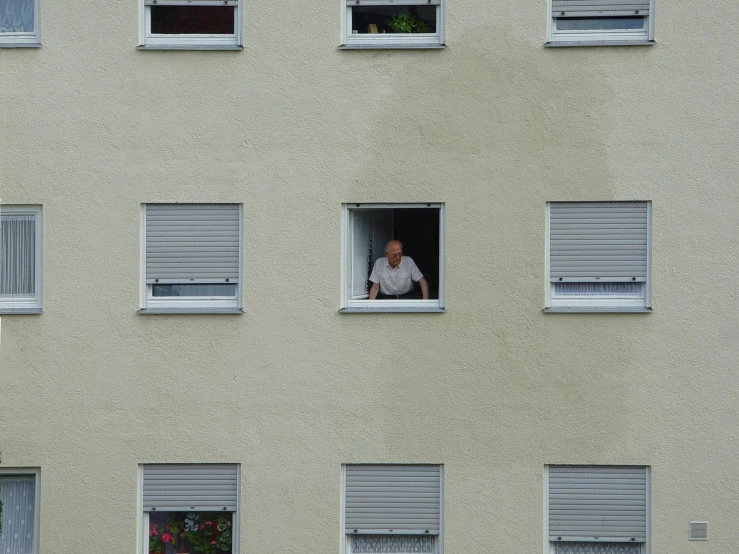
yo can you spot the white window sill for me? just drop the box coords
[544,307,652,313]
[0,307,43,314]
[339,43,445,50]
[138,307,243,315]
[137,44,243,51]
[0,42,41,48]
[545,40,655,48]
[340,306,445,313]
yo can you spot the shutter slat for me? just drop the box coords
[143,464,238,511]
[145,204,240,282]
[548,466,647,542]
[345,465,441,535]
[549,202,648,281]
[552,0,650,17]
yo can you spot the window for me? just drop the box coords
[140,0,242,50]
[547,0,654,46]
[0,205,42,314]
[342,0,445,49]
[140,464,239,554]
[0,0,40,47]
[546,465,650,554]
[341,203,445,313]
[140,204,243,314]
[0,468,41,554]
[343,465,443,554]
[545,201,651,312]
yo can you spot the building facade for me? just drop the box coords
[1,0,738,553]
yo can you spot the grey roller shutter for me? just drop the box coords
[145,204,240,283]
[548,466,648,542]
[145,0,238,5]
[345,465,441,535]
[143,464,238,512]
[346,0,441,5]
[552,0,650,17]
[549,202,649,282]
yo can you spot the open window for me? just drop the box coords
[0,0,40,47]
[547,0,654,46]
[545,201,651,313]
[140,0,242,50]
[546,465,650,554]
[342,0,445,49]
[341,203,445,313]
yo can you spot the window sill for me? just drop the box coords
[544,307,652,313]
[339,43,445,50]
[0,307,43,314]
[0,42,41,48]
[138,307,243,315]
[137,44,243,51]
[545,40,655,48]
[340,306,445,313]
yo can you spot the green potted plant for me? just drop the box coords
[387,13,428,33]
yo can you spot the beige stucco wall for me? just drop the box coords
[2,1,739,552]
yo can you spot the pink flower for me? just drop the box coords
[227,521,232,526]
[211,540,217,545]
[199,524,205,530]
[205,521,213,527]
[161,533,174,543]
[149,523,159,537]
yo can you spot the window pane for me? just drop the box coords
[0,215,35,297]
[554,282,643,297]
[351,6,436,34]
[0,0,34,33]
[149,512,232,554]
[0,475,36,554]
[152,284,237,297]
[350,535,436,553]
[150,6,235,35]
[556,17,645,31]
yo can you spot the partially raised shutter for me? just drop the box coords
[549,202,649,282]
[346,0,440,5]
[345,465,441,535]
[552,1,650,17]
[145,204,240,283]
[143,464,238,512]
[548,466,648,542]
[144,0,238,5]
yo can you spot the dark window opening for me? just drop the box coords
[555,16,645,31]
[351,6,436,34]
[150,6,235,35]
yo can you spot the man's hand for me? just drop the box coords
[369,282,380,300]
[419,277,430,300]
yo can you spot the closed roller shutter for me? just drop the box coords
[143,464,238,512]
[345,465,441,535]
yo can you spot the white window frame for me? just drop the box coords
[139,204,243,314]
[139,0,243,50]
[341,203,445,313]
[341,0,445,49]
[0,0,41,47]
[0,467,41,554]
[546,0,654,46]
[543,465,650,554]
[341,464,444,554]
[137,464,241,554]
[0,205,43,314]
[544,201,652,313]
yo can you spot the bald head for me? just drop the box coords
[385,240,403,268]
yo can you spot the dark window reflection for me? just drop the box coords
[151,6,235,35]
[351,6,436,34]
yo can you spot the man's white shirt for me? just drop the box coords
[369,256,424,295]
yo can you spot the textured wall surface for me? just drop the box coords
[1,1,739,553]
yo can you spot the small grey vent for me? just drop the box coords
[690,521,708,541]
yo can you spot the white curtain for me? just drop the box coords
[351,210,392,299]
[0,475,36,554]
[0,0,34,33]
[0,215,36,297]
[554,544,641,554]
[349,535,436,554]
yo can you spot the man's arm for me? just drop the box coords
[369,282,380,300]
[418,277,429,300]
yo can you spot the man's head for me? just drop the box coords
[385,240,403,268]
